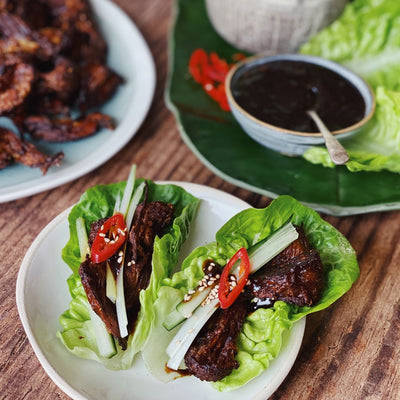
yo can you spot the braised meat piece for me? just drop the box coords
[24,112,114,142]
[0,127,63,172]
[79,200,175,349]
[247,227,324,307]
[184,296,248,381]
[124,201,175,331]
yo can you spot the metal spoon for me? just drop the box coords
[307,110,349,165]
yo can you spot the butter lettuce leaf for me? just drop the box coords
[57,179,199,370]
[143,195,359,390]
[304,87,400,173]
[300,0,400,173]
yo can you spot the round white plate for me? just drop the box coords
[0,0,155,203]
[16,182,305,400]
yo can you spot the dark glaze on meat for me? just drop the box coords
[247,226,324,308]
[125,201,175,333]
[79,199,175,350]
[184,295,248,381]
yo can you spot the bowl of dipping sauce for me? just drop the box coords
[226,54,375,156]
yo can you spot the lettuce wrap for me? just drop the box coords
[300,0,400,173]
[57,178,200,370]
[142,195,359,391]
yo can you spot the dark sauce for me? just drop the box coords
[202,259,222,277]
[231,60,366,133]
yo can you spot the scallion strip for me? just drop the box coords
[118,165,137,217]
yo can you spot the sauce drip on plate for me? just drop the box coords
[231,60,366,133]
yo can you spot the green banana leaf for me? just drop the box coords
[166,0,400,215]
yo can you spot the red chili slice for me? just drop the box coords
[188,48,233,111]
[91,212,127,263]
[218,247,250,309]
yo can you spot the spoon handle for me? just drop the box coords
[307,110,350,165]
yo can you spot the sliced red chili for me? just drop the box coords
[188,49,234,111]
[91,212,127,263]
[188,48,208,84]
[218,247,250,309]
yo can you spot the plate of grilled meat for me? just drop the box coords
[0,0,155,202]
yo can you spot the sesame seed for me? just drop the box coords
[207,265,213,271]
[117,256,123,263]
[104,238,110,243]
[198,286,205,292]
[99,233,106,237]
[188,328,194,334]
[188,289,195,295]
[100,225,104,230]
[215,274,220,279]
[119,251,123,256]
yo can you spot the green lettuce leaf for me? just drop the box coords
[304,87,400,173]
[57,179,199,370]
[143,195,359,390]
[300,0,400,173]
[301,0,400,91]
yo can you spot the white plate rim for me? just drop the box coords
[0,0,156,203]
[16,182,305,400]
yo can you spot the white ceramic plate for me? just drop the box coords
[0,0,155,203]
[16,182,305,400]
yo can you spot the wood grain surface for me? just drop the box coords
[1,1,399,399]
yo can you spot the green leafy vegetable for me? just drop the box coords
[57,179,199,370]
[301,0,400,173]
[142,195,359,390]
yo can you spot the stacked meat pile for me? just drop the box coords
[0,0,123,173]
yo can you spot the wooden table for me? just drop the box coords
[1,1,400,399]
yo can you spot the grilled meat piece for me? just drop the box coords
[247,227,324,307]
[77,62,124,112]
[79,256,123,346]
[79,200,175,349]
[0,62,34,113]
[125,201,175,331]
[184,295,248,381]
[36,56,79,103]
[24,112,114,142]
[0,127,63,172]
